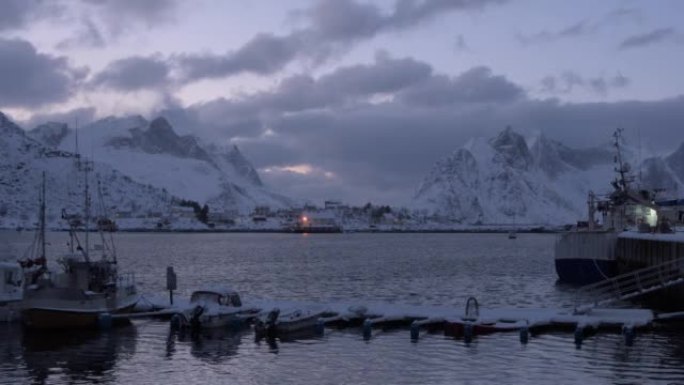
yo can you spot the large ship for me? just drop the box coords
[555,129,684,285]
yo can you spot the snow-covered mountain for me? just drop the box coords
[29,115,293,214]
[413,126,684,225]
[0,112,176,229]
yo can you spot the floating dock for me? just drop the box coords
[123,294,663,347]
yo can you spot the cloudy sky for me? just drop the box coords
[2,0,684,205]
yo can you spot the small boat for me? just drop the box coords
[170,287,258,330]
[444,318,528,337]
[0,262,23,322]
[508,231,517,239]
[255,307,325,339]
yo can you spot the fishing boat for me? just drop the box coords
[21,169,139,330]
[170,287,259,330]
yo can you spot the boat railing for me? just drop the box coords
[574,256,684,314]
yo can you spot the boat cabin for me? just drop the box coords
[190,288,242,307]
[0,262,23,303]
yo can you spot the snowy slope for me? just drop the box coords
[30,115,293,214]
[413,127,681,225]
[0,112,177,230]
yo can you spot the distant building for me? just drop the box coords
[170,206,196,218]
[253,206,271,217]
[294,210,342,233]
[209,212,235,225]
[324,200,343,210]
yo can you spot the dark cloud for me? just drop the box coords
[618,28,677,50]
[0,39,84,108]
[91,56,170,91]
[240,96,684,205]
[81,0,178,29]
[0,0,65,31]
[517,8,642,46]
[177,32,306,81]
[0,0,39,31]
[50,0,179,49]
[177,0,506,82]
[540,71,630,95]
[182,53,434,131]
[21,107,97,129]
[399,66,524,106]
[517,20,595,45]
[304,0,503,41]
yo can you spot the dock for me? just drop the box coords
[112,294,665,348]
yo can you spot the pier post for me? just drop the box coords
[574,325,584,348]
[519,325,529,345]
[464,322,473,344]
[363,318,372,340]
[316,318,325,335]
[98,313,112,330]
[622,325,635,346]
[166,266,177,305]
[410,321,420,341]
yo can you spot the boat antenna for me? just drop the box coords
[612,128,632,193]
[638,128,642,186]
[83,157,93,263]
[74,117,80,171]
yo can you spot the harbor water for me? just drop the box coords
[1,232,683,384]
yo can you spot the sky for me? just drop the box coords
[1,0,684,205]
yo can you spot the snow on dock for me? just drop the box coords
[125,293,656,345]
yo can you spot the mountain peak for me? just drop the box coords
[0,111,25,137]
[29,122,70,148]
[489,125,533,170]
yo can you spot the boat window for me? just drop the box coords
[230,294,242,307]
[191,292,220,303]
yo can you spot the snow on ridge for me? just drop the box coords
[24,113,292,214]
[413,126,683,225]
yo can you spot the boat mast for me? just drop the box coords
[40,172,46,260]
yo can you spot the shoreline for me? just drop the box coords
[6,227,560,234]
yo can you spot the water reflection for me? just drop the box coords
[167,327,246,364]
[16,325,136,384]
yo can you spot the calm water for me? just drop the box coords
[1,232,683,385]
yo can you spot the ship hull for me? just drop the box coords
[554,258,617,285]
[22,303,137,330]
[554,231,618,285]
